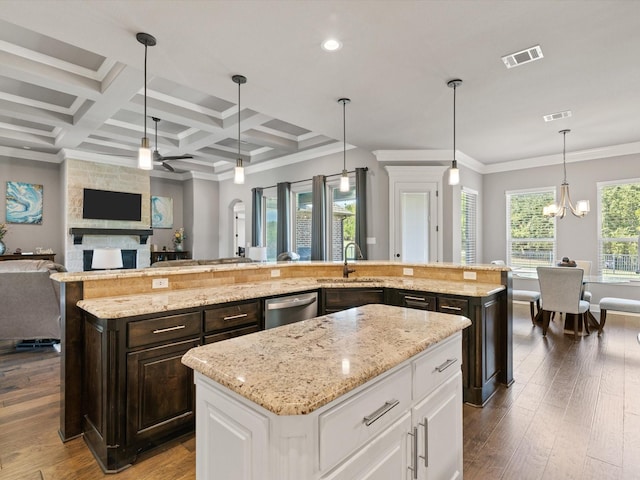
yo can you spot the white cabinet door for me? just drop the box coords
[412,371,463,480]
[196,377,269,480]
[322,413,411,480]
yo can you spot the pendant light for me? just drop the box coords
[338,97,351,192]
[543,129,590,218]
[447,79,462,186]
[136,32,156,170]
[232,74,247,184]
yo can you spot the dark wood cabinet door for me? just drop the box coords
[126,338,199,446]
[323,288,385,314]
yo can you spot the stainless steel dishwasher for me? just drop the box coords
[264,291,318,329]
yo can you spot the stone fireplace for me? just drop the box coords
[63,158,152,272]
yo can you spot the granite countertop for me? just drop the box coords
[181,303,471,416]
[51,260,511,282]
[77,276,505,318]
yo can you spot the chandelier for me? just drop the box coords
[543,129,590,218]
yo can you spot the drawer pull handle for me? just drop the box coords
[405,295,426,302]
[152,325,186,334]
[435,358,457,372]
[440,305,462,312]
[363,399,399,426]
[408,426,418,479]
[223,313,248,321]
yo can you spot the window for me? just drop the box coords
[329,182,357,261]
[293,186,313,261]
[598,179,640,277]
[461,188,478,265]
[506,188,556,271]
[263,191,277,261]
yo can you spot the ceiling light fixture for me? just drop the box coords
[447,79,462,186]
[502,45,543,69]
[543,110,572,122]
[543,129,590,218]
[322,39,342,51]
[136,32,156,171]
[338,97,351,192]
[232,74,247,185]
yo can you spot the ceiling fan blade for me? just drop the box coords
[153,149,162,161]
[162,154,193,161]
[162,161,175,172]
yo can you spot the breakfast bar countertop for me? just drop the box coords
[181,303,471,416]
[76,276,505,319]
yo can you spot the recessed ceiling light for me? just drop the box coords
[322,39,342,51]
[23,146,31,149]
[502,45,543,68]
[543,110,572,122]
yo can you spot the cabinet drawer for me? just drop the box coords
[204,325,260,344]
[438,297,469,315]
[399,291,436,311]
[128,311,201,348]
[413,333,461,400]
[319,365,411,472]
[205,301,260,332]
[324,288,385,310]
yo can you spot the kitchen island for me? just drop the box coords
[182,303,471,480]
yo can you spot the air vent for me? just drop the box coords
[543,110,572,122]
[501,45,544,69]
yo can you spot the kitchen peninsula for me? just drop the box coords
[182,303,472,479]
[51,261,512,472]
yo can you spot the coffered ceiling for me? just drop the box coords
[1,1,639,179]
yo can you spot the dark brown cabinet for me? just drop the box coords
[150,250,191,264]
[322,287,385,314]
[387,289,436,311]
[83,309,202,472]
[204,300,261,344]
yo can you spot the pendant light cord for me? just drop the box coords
[453,83,456,162]
[562,130,567,184]
[342,99,346,170]
[144,43,147,140]
[237,79,241,159]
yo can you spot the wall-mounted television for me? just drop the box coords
[82,188,142,221]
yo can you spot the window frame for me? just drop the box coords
[505,186,557,271]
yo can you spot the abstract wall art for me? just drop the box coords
[151,196,173,228]
[6,181,43,224]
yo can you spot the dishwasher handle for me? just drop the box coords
[266,294,317,310]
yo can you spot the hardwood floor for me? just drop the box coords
[1,304,639,479]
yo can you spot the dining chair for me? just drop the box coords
[536,266,591,337]
[574,260,593,302]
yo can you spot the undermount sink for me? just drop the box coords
[316,278,382,283]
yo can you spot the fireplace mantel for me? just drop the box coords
[69,228,153,245]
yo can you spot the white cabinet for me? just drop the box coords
[193,331,463,480]
[411,372,463,480]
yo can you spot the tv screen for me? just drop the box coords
[82,189,142,221]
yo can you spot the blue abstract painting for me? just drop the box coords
[151,196,173,228]
[6,181,43,224]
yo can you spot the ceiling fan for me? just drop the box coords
[152,117,193,172]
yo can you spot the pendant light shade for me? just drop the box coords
[447,79,462,186]
[543,129,590,218]
[233,74,247,185]
[136,33,156,171]
[338,97,351,192]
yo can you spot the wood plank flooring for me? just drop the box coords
[1,304,639,479]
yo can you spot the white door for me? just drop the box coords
[386,166,445,263]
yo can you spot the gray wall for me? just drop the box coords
[216,148,390,259]
[150,177,185,251]
[0,157,64,262]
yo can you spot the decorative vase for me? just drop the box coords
[175,243,183,252]
[0,240,5,255]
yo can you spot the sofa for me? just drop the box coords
[150,257,255,267]
[0,259,66,341]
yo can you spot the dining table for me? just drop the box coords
[513,269,637,335]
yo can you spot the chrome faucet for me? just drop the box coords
[343,242,364,278]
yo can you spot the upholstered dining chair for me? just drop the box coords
[536,266,591,337]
